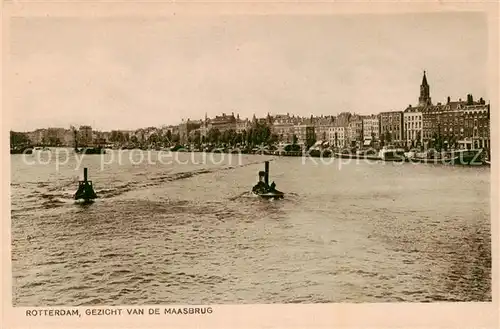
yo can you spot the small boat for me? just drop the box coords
[406,151,447,164]
[252,161,284,199]
[34,146,50,151]
[75,147,106,155]
[74,168,97,202]
[378,146,406,161]
[444,149,485,166]
[10,146,33,154]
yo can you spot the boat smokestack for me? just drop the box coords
[83,168,88,182]
[264,161,269,185]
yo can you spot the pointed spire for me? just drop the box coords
[421,70,428,86]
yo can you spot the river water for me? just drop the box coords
[10,149,491,305]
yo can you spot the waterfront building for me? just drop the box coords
[62,129,74,146]
[462,99,490,149]
[402,71,432,148]
[379,111,404,145]
[207,113,237,133]
[79,126,93,145]
[272,113,298,143]
[328,126,347,148]
[403,105,423,147]
[252,113,273,127]
[422,99,461,149]
[313,115,336,142]
[293,124,315,146]
[179,119,202,145]
[421,94,489,150]
[328,112,351,148]
[347,114,363,147]
[362,114,380,144]
[335,112,351,128]
[236,115,251,134]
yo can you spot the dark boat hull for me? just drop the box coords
[75,147,106,155]
[444,149,485,166]
[255,191,284,199]
[10,147,33,154]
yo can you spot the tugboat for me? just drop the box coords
[74,168,97,202]
[10,146,33,154]
[252,161,284,199]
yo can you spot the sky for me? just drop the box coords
[9,13,489,132]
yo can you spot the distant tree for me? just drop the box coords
[171,133,180,144]
[268,133,279,146]
[10,131,31,146]
[193,130,201,146]
[241,130,247,145]
[221,129,236,145]
[207,128,221,144]
[246,128,254,146]
[148,133,158,144]
[165,130,173,144]
[110,131,118,142]
[48,136,61,146]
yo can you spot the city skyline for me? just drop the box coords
[9,12,488,132]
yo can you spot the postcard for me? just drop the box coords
[2,1,498,328]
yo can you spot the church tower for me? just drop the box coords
[418,70,432,107]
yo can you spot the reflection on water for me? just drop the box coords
[11,151,491,305]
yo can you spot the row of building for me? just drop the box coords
[21,72,490,150]
[176,72,490,150]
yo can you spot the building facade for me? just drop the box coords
[293,124,315,145]
[421,94,489,150]
[79,126,93,145]
[379,111,403,144]
[328,126,347,148]
[179,119,202,144]
[462,101,490,149]
[347,115,363,146]
[403,105,423,147]
[312,116,335,142]
[235,115,251,134]
[362,114,380,142]
[207,113,237,133]
[271,114,297,143]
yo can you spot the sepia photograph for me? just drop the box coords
[3,2,497,326]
